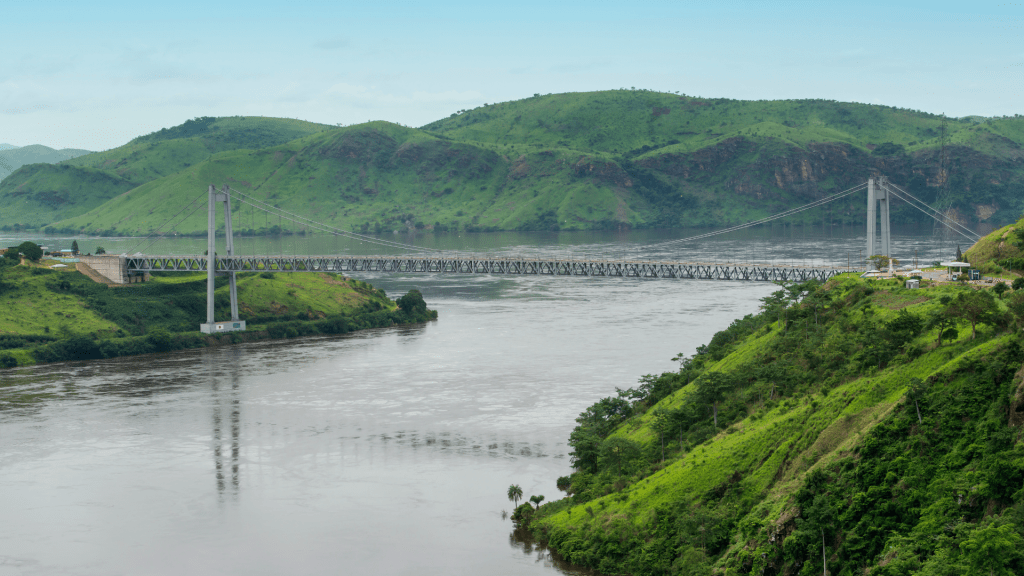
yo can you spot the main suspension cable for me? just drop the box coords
[881,181,980,241]
[228,187,441,254]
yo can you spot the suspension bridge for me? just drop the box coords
[78,176,980,333]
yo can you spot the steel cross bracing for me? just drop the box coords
[126,255,843,283]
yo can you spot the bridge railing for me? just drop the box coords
[125,254,847,282]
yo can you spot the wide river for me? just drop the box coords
[0,226,981,575]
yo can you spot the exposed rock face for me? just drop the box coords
[573,157,632,188]
[637,137,1024,222]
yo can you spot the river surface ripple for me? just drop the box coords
[3,222,966,575]
[0,271,776,576]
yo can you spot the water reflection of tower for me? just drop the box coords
[209,348,242,499]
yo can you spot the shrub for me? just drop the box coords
[397,289,427,314]
[0,353,17,368]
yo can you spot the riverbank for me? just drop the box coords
[0,262,436,369]
[521,273,1024,575]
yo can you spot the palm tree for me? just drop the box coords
[507,484,523,508]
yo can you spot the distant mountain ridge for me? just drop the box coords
[0,144,92,181]
[0,116,332,229]
[3,92,1023,234]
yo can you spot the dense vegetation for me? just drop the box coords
[517,268,1024,575]
[3,91,1023,234]
[0,260,436,368]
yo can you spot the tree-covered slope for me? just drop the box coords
[525,273,1024,575]
[0,116,333,229]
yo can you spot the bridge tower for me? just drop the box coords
[200,185,245,334]
[866,177,892,269]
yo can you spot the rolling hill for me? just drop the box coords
[4,91,1024,234]
[0,144,92,181]
[0,116,333,229]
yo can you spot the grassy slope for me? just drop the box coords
[0,144,92,180]
[964,214,1024,269]
[0,164,137,227]
[0,261,396,365]
[0,263,122,336]
[10,93,1024,233]
[532,268,1024,574]
[424,91,952,154]
[0,117,333,228]
[52,122,647,235]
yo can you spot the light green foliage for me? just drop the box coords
[0,265,403,367]
[2,116,331,230]
[533,275,1024,576]
[0,265,122,336]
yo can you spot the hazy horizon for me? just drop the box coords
[3,0,1022,151]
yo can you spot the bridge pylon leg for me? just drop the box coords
[200,184,246,334]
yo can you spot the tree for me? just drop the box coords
[953,290,999,339]
[695,372,733,428]
[995,281,1009,298]
[397,289,427,314]
[955,245,964,262]
[885,309,924,350]
[651,409,673,462]
[568,426,602,473]
[868,254,900,270]
[95,246,106,255]
[959,522,1024,576]
[16,242,42,262]
[1013,277,1024,292]
[1006,291,1024,330]
[529,494,545,509]
[927,297,960,346]
[907,377,925,424]
[71,240,79,254]
[556,476,572,494]
[598,437,642,476]
[507,484,523,508]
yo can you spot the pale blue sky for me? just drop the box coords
[3,0,1022,150]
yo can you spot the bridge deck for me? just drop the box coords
[126,255,849,282]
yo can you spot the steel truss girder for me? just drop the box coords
[127,255,841,283]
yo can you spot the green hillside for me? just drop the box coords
[0,256,434,368]
[0,164,136,226]
[6,93,1024,234]
[0,116,333,229]
[0,144,92,181]
[518,272,1024,575]
[51,122,651,235]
